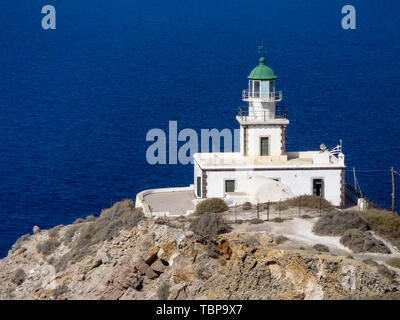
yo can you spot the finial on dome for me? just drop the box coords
[259,57,266,64]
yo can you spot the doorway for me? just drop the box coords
[312,178,324,197]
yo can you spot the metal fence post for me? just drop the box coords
[257,202,260,220]
[320,195,322,216]
[279,199,281,219]
[267,201,270,221]
[299,196,301,217]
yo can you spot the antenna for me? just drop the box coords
[258,40,266,57]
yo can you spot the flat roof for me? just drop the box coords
[193,151,345,170]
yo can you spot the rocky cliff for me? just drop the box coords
[0,200,399,300]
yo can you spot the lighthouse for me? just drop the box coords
[136,54,347,218]
[192,55,346,207]
[239,57,288,158]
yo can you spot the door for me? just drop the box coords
[197,177,201,197]
[312,179,324,197]
[260,137,269,156]
[225,180,235,193]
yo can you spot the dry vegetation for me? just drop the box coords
[312,209,400,253]
[313,244,330,252]
[194,198,228,215]
[157,283,170,300]
[11,268,26,286]
[313,211,369,236]
[340,229,390,254]
[189,212,231,243]
[275,235,288,244]
[385,257,400,269]
[53,199,144,272]
[242,202,252,210]
[280,195,335,211]
[359,209,400,250]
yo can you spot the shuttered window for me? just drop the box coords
[225,180,235,193]
[260,137,269,156]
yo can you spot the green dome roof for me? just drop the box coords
[248,57,277,80]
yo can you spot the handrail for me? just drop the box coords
[237,106,287,120]
[242,90,282,102]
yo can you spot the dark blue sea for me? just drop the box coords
[0,0,399,257]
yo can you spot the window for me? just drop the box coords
[254,81,260,98]
[312,179,324,197]
[269,80,275,93]
[260,137,269,156]
[225,180,235,193]
[261,81,268,99]
[197,177,201,197]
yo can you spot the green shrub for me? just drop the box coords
[385,258,400,269]
[37,238,60,256]
[194,198,228,215]
[313,211,369,236]
[12,268,26,286]
[280,195,335,211]
[340,229,390,254]
[242,202,252,210]
[313,244,330,252]
[157,283,170,300]
[359,209,400,250]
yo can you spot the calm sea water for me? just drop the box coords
[0,0,399,257]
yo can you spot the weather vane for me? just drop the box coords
[258,40,266,57]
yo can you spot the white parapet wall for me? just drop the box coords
[135,185,195,218]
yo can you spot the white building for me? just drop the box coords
[193,57,346,207]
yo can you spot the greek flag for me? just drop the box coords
[328,142,342,156]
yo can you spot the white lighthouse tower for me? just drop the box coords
[238,57,288,158]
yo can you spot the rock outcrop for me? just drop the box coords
[0,200,399,300]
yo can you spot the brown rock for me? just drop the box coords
[151,259,167,273]
[217,239,232,259]
[158,241,178,264]
[145,267,159,280]
[134,258,149,275]
[143,246,159,265]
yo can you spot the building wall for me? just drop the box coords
[203,168,343,206]
[193,161,202,198]
[240,125,283,156]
